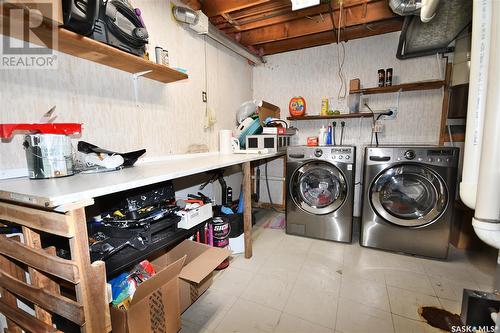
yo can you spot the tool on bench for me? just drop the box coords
[200,170,232,206]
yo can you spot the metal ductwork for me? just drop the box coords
[389,0,422,17]
[172,6,264,65]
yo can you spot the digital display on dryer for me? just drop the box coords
[428,149,454,156]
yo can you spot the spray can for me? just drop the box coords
[321,98,329,116]
[211,216,230,269]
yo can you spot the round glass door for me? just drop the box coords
[290,161,347,215]
[370,164,448,227]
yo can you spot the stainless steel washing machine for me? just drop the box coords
[286,146,355,243]
[360,146,459,258]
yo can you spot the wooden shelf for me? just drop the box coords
[350,80,445,95]
[1,3,188,84]
[287,113,374,121]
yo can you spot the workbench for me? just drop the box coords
[0,151,285,332]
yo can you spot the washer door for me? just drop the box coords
[291,161,347,215]
[370,164,448,227]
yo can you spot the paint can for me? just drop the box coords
[212,216,231,248]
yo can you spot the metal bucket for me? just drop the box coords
[23,134,74,179]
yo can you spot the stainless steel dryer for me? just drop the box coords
[286,146,355,243]
[360,146,459,258]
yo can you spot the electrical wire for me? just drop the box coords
[337,1,347,100]
[365,102,376,146]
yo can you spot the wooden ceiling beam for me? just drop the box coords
[228,0,291,20]
[239,0,396,45]
[258,18,403,55]
[202,0,272,17]
[180,0,201,11]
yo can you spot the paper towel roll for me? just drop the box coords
[219,130,234,154]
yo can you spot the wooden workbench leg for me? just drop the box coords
[243,161,253,258]
[68,208,110,333]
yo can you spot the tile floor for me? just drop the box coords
[180,211,498,333]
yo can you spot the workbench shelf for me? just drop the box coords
[1,3,188,84]
[350,80,446,95]
[287,112,374,121]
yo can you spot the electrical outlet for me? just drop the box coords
[202,91,207,103]
[373,120,384,133]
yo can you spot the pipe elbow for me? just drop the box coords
[459,182,477,209]
[472,219,500,252]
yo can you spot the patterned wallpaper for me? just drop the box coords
[253,32,447,214]
[0,0,252,170]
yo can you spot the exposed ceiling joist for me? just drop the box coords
[239,0,396,45]
[202,0,273,17]
[180,0,201,11]
[258,18,404,55]
[228,0,292,20]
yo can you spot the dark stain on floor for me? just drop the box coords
[419,306,462,332]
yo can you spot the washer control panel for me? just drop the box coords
[287,146,355,164]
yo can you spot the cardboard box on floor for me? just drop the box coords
[110,240,230,332]
[110,256,186,333]
[152,240,231,313]
[256,101,280,124]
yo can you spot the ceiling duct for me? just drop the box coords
[389,0,422,16]
[172,6,264,65]
[395,0,472,59]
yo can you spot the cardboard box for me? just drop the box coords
[152,240,231,313]
[177,203,213,229]
[256,101,280,124]
[350,78,361,91]
[110,256,186,333]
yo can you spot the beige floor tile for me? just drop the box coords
[258,252,306,281]
[377,252,426,274]
[273,313,333,333]
[274,234,313,256]
[422,260,478,285]
[180,320,213,333]
[215,298,282,333]
[230,247,273,273]
[343,245,383,269]
[211,266,255,297]
[241,271,295,310]
[338,266,386,285]
[392,314,443,333]
[339,277,390,312]
[181,289,237,332]
[387,286,441,321]
[438,298,461,314]
[335,298,394,333]
[428,275,478,301]
[309,239,345,263]
[385,270,436,296]
[283,283,338,329]
[295,259,342,295]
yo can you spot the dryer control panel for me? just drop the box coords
[287,146,355,164]
[366,146,459,167]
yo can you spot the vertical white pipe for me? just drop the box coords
[471,0,500,251]
[459,0,492,209]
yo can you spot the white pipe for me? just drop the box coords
[459,0,492,209]
[472,0,500,249]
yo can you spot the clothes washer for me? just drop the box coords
[360,146,459,258]
[286,146,355,243]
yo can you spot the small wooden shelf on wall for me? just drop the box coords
[350,80,446,95]
[1,3,188,84]
[287,113,374,121]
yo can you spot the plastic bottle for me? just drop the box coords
[319,126,326,145]
[326,126,332,145]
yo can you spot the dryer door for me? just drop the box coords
[290,161,347,215]
[370,164,448,227]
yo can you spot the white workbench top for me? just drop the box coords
[0,151,284,209]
